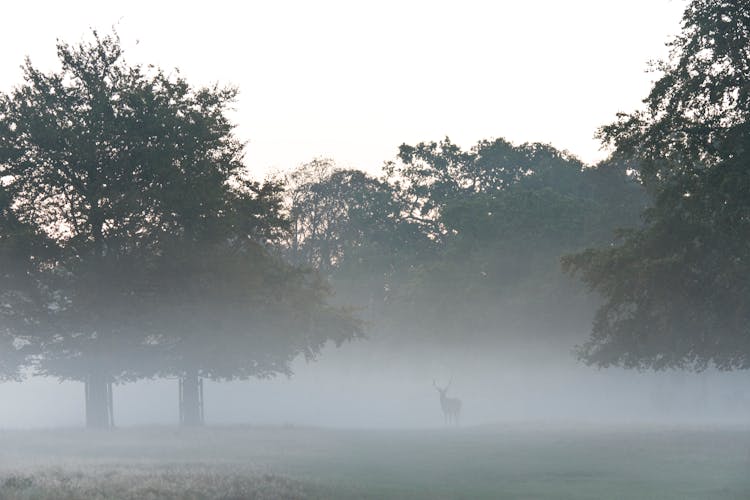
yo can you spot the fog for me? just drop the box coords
[3,337,748,430]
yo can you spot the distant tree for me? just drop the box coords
[280,159,429,314]
[325,169,430,311]
[384,138,596,237]
[281,158,342,272]
[563,0,750,371]
[383,138,645,344]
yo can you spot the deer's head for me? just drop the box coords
[433,379,451,397]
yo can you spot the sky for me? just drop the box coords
[0,0,687,179]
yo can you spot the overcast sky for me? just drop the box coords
[1,1,686,178]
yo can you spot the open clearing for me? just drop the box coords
[0,423,748,499]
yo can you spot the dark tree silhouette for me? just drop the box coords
[0,187,55,382]
[381,138,645,345]
[564,0,750,371]
[0,31,361,427]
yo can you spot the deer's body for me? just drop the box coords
[434,380,461,425]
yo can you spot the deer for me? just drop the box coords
[433,379,461,425]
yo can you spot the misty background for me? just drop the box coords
[3,345,750,428]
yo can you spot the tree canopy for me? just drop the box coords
[282,140,645,348]
[384,139,644,343]
[0,30,250,382]
[280,158,430,314]
[0,31,362,426]
[0,187,54,381]
[564,0,750,371]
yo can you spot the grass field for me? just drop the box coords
[0,423,748,499]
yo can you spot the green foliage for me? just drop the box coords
[0,31,361,384]
[385,138,597,236]
[281,140,645,345]
[281,159,430,311]
[0,30,249,381]
[391,138,643,337]
[566,0,750,371]
[598,0,750,184]
[0,31,244,253]
[0,187,56,381]
[147,236,362,380]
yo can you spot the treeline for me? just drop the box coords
[280,142,645,346]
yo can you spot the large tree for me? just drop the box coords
[0,31,361,427]
[563,0,750,371]
[0,30,244,426]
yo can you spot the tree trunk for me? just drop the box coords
[85,373,113,429]
[179,372,204,426]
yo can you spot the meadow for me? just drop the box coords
[0,423,748,499]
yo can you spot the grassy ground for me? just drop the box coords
[0,423,748,499]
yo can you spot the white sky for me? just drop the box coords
[1,1,687,178]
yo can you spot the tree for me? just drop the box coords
[563,0,750,371]
[280,159,430,324]
[0,30,241,426]
[0,31,361,427]
[145,181,362,426]
[281,158,343,272]
[382,138,645,344]
[385,138,595,237]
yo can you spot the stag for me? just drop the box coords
[433,379,461,425]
